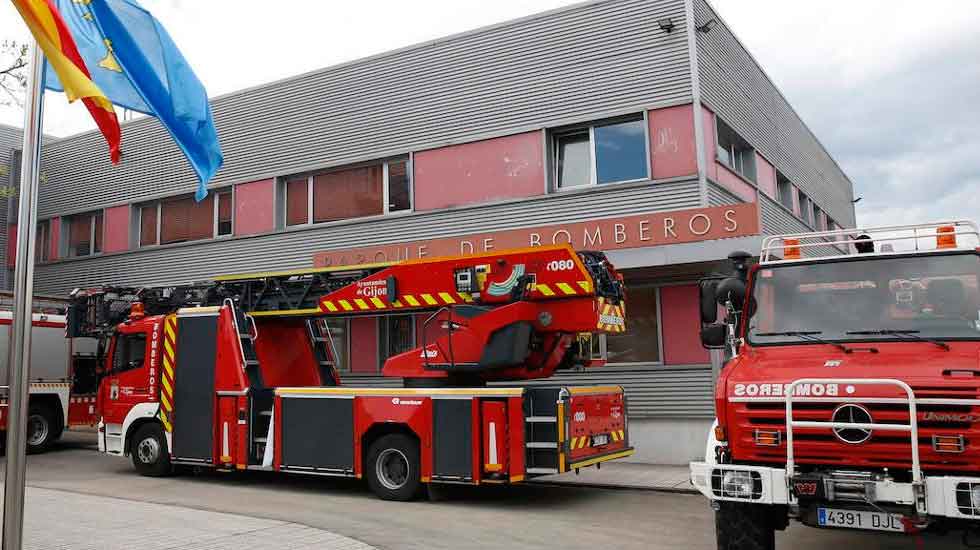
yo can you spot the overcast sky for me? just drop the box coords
[1,0,978,228]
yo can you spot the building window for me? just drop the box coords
[138,189,234,247]
[606,287,660,363]
[776,171,794,210]
[553,115,648,189]
[215,190,233,236]
[715,118,757,182]
[285,158,411,227]
[378,315,415,369]
[35,220,50,263]
[65,210,103,257]
[813,205,826,230]
[797,189,813,226]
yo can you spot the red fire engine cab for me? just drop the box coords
[68,245,633,500]
[691,221,980,548]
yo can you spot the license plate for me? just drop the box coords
[591,434,609,446]
[817,507,905,533]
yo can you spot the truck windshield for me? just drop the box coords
[747,253,980,345]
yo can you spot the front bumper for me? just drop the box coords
[691,461,980,520]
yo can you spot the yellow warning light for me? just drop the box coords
[783,238,801,259]
[937,225,957,249]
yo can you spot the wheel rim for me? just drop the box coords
[137,436,160,465]
[376,448,410,490]
[27,414,49,447]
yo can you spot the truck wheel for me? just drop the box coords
[366,434,422,501]
[715,502,776,550]
[131,423,172,477]
[26,403,59,454]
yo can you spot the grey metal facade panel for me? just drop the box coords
[692,0,856,228]
[759,194,843,257]
[32,179,702,295]
[35,0,694,218]
[344,365,715,419]
[0,124,23,289]
[706,180,742,207]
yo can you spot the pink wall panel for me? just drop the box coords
[103,205,131,253]
[755,153,776,200]
[791,184,801,216]
[715,164,757,202]
[701,106,718,182]
[660,285,710,365]
[49,217,60,260]
[349,317,378,373]
[234,179,275,236]
[648,104,697,179]
[413,131,544,211]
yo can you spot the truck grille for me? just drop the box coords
[730,385,980,471]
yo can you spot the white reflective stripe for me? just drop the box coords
[261,408,275,468]
[222,422,230,458]
[488,422,498,466]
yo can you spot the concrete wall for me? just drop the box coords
[623,417,713,464]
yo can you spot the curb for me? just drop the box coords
[528,479,697,494]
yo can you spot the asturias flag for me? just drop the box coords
[11,0,122,162]
[48,0,224,200]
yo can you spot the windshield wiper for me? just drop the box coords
[845,329,951,351]
[755,330,853,353]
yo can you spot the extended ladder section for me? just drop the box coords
[225,300,273,465]
[306,319,340,386]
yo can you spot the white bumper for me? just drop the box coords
[691,461,980,520]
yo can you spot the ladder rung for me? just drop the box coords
[312,337,330,343]
[239,333,254,339]
[526,442,558,449]
[526,467,559,475]
[319,361,335,366]
[245,359,260,366]
[254,437,267,443]
[526,416,557,423]
[259,411,272,416]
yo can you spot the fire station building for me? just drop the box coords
[0,0,855,464]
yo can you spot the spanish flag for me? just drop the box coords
[11,0,121,163]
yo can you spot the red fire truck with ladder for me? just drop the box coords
[0,293,100,454]
[691,220,980,548]
[67,245,632,500]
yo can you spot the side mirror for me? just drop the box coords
[700,323,727,348]
[715,277,747,312]
[699,279,719,324]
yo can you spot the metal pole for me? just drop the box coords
[2,40,45,550]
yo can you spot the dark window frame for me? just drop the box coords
[552,113,651,190]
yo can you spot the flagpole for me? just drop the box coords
[2,39,45,550]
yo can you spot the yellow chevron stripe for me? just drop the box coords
[392,299,404,308]
[164,322,176,342]
[404,295,420,307]
[421,293,438,305]
[370,297,386,309]
[458,292,473,303]
[161,376,173,397]
[577,280,592,293]
[163,358,174,378]
[354,298,370,310]
[159,409,171,431]
[323,300,338,312]
[339,300,353,311]
[536,284,555,296]
[160,393,172,412]
[438,292,456,304]
[611,431,620,442]
[556,282,576,295]
[164,339,174,359]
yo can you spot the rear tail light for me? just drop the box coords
[933,434,966,454]
[754,429,781,447]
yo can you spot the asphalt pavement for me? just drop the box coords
[0,432,966,550]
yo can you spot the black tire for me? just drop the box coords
[26,402,60,455]
[365,433,423,501]
[130,423,172,477]
[715,502,776,550]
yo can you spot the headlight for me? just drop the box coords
[971,485,980,511]
[721,470,755,498]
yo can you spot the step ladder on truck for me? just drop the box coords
[68,244,633,500]
[690,221,980,549]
